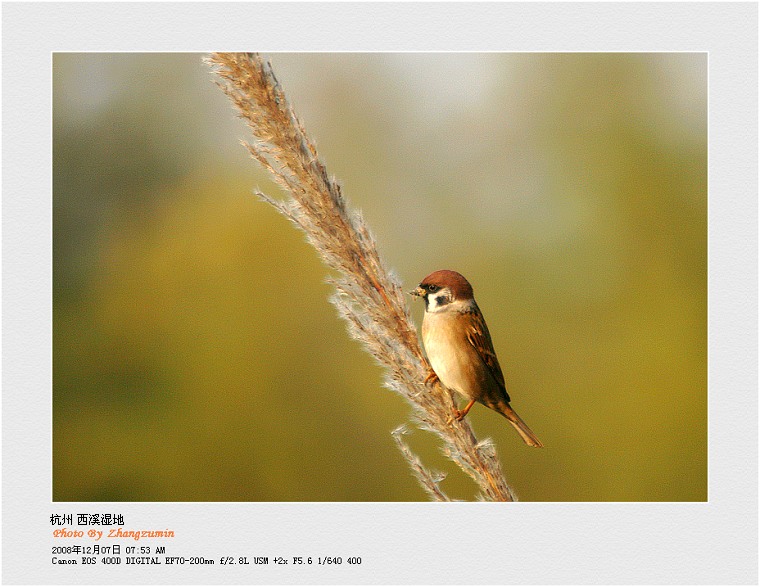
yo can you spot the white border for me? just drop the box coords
[3,2,757,584]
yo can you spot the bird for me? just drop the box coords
[410,269,543,448]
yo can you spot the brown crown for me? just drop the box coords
[419,270,475,300]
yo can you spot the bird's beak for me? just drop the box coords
[409,286,426,298]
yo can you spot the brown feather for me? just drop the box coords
[419,270,474,300]
[463,304,510,402]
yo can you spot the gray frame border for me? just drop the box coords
[3,2,757,584]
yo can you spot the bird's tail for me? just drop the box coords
[499,403,544,448]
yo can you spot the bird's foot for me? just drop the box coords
[450,399,476,424]
[446,408,467,425]
[424,370,439,386]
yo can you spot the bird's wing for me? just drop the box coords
[464,304,508,393]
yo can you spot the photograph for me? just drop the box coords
[53,51,707,503]
[4,2,757,584]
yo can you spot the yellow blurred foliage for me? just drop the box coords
[54,53,705,501]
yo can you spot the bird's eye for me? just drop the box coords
[427,285,440,293]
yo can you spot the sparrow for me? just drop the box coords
[410,270,543,448]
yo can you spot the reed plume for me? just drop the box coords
[207,52,516,501]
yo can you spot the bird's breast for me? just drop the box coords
[422,311,489,401]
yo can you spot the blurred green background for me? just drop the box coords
[53,53,706,501]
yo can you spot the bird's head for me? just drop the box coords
[410,269,475,313]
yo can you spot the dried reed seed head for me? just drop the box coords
[208,53,515,501]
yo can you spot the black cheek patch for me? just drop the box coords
[434,294,451,307]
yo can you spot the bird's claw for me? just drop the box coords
[446,409,466,425]
[424,370,439,386]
